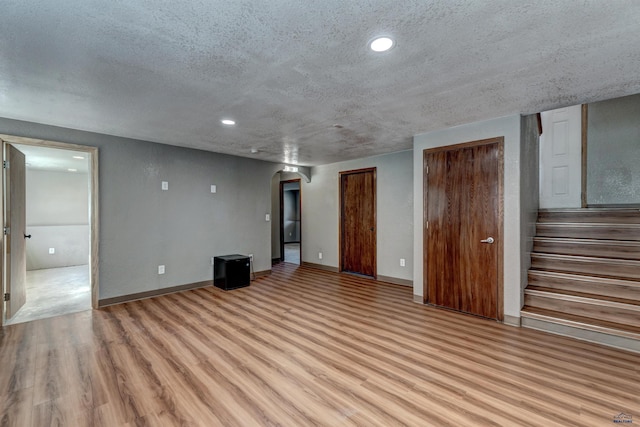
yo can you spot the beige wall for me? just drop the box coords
[26,169,90,270]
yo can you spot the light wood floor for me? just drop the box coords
[1,263,638,426]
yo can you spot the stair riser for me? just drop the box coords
[533,241,640,260]
[536,225,640,241]
[524,294,640,327]
[531,256,640,280]
[538,211,640,224]
[520,317,640,353]
[528,273,640,301]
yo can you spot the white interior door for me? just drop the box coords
[539,105,582,208]
[4,144,27,319]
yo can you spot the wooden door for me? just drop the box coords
[424,138,503,320]
[340,168,376,277]
[539,105,582,208]
[5,144,27,319]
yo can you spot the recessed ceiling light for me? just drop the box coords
[369,36,394,52]
[221,119,236,126]
[72,155,85,159]
[68,168,77,172]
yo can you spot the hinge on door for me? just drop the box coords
[3,293,9,302]
[3,227,8,235]
[2,160,7,169]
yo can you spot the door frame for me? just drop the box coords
[279,178,301,263]
[423,137,504,320]
[339,167,377,278]
[0,134,99,326]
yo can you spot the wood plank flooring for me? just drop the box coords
[1,263,639,426]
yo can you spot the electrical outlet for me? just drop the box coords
[49,247,55,254]
[161,181,168,191]
[210,185,217,193]
[400,258,406,267]
[158,265,165,274]
[318,252,323,260]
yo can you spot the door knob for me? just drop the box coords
[24,234,31,239]
[480,237,494,244]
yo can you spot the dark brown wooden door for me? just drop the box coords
[5,144,27,319]
[424,139,503,319]
[340,168,376,277]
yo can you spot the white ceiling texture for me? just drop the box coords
[1,1,639,166]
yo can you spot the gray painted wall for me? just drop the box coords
[520,115,540,309]
[303,150,413,282]
[413,115,523,319]
[270,173,281,260]
[587,93,640,205]
[26,169,90,270]
[0,117,276,300]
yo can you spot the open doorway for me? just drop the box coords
[280,179,301,265]
[1,135,99,326]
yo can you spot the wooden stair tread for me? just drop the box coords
[538,208,640,212]
[525,285,640,307]
[521,306,640,340]
[532,237,640,260]
[537,222,640,228]
[528,270,640,288]
[537,208,640,224]
[535,223,640,241]
[531,252,640,265]
[533,236,640,246]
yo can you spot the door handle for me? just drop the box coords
[24,234,31,239]
[480,237,494,244]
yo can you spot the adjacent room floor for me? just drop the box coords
[284,242,300,264]
[5,265,91,325]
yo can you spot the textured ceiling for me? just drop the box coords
[1,1,639,166]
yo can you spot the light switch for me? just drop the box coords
[265,213,270,221]
[211,185,217,193]
[161,181,169,191]
[49,248,55,254]
[158,265,165,274]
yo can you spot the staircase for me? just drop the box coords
[521,208,640,353]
